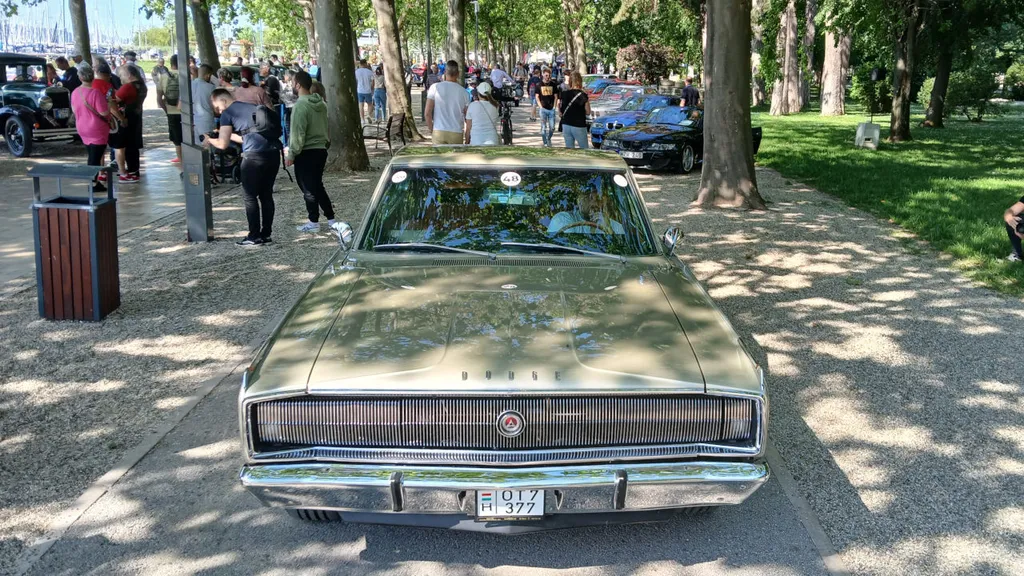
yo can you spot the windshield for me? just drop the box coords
[644,107,701,127]
[621,96,668,112]
[361,168,657,256]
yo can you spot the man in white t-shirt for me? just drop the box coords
[489,63,514,88]
[425,60,470,145]
[354,59,375,124]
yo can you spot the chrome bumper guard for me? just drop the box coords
[240,460,769,518]
[34,128,78,138]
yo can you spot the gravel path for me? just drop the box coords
[638,167,1024,575]
[0,159,387,575]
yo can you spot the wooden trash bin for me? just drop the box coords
[30,165,120,321]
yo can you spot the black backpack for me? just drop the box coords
[250,105,283,146]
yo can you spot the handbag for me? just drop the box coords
[558,91,584,133]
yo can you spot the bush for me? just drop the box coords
[1005,60,1024,101]
[947,64,1000,121]
[849,65,892,115]
[616,42,678,85]
[918,77,935,109]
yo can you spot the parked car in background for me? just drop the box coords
[581,73,616,89]
[602,107,763,173]
[0,52,76,157]
[410,64,426,86]
[590,93,681,149]
[589,84,658,119]
[237,146,770,533]
[585,78,639,96]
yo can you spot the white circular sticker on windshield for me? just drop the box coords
[613,174,629,187]
[500,172,522,187]
[391,171,408,183]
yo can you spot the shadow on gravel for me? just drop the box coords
[0,159,385,573]
[635,167,1023,575]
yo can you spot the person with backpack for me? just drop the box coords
[285,71,335,233]
[205,88,282,246]
[158,54,183,164]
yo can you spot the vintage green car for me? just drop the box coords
[238,147,769,533]
[1,52,77,157]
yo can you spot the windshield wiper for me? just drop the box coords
[372,243,494,258]
[500,242,625,262]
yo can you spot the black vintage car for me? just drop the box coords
[0,53,77,157]
[601,107,763,173]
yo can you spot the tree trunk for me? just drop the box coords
[820,29,850,116]
[769,0,799,115]
[924,39,953,128]
[69,0,91,65]
[316,0,370,171]
[695,0,766,209]
[447,0,465,82]
[800,0,816,107]
[889,0,920,142]
[750,0,766,106]
[189,0,220,71]
[372,0,423,139]
[563,19,575,72]
[297,0,318,58]
[562,0,587,75]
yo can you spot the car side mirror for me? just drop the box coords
[663,226,683,255]
[330,221,354,250]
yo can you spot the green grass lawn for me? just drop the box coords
[751,107,1024,295]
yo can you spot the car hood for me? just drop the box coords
[1,82,46,93]
[246,254,756,398]
[613,124,695,141]
[595,111,646,125]
[306,256,708,394]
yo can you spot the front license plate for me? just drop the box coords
[477,489,544,519]
[620,151,643,159]
[55,108,71,119]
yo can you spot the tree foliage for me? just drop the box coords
[616,41,678,83]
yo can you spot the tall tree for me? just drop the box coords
[447,0,466,80]
[751,0,767,106]
[316,0,370,170]
[562,0,588,73]
[695,0,766,209]
[889,0,920,142]
[190,0,221,70]
[800,0,817,107]
[69,0,91,64]
[820,29,850,115]
[372,0,423,138]
[769,0,800,115]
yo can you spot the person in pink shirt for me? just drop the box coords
[70,64,112,192]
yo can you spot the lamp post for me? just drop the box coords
[422,0,431,118]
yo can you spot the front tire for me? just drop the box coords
[679,144,696,174]
[4,116,33,158]
[287,508,343,522]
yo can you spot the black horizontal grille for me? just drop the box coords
[252,395,757,452]
[622,141,646,151]
[47,89,70,109]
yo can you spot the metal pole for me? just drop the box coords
[423,0,431,119]
[426,0,431,66]
[176,0,213,242]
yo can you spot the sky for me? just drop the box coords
[9,0,164,42]
[7,0,250,46]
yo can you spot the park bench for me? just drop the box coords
[363,113,407,156]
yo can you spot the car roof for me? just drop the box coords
[392,146,629,170]
[0,53,45,65]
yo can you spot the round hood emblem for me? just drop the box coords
[496,410,525,437]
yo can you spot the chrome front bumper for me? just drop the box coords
[240,460,769,530]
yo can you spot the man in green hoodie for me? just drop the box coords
[285,70,335,232]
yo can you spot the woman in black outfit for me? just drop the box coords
[559,71,592,149]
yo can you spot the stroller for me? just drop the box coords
[210,143,242,185]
